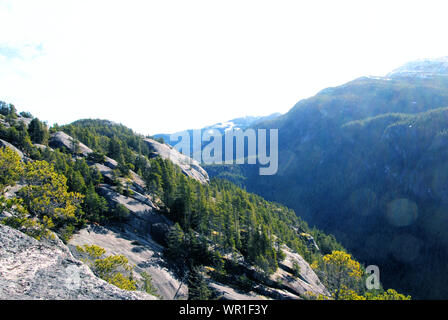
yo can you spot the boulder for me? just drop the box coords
[0,224,156,300]
[33,144,53,152]
[144,138,209,184]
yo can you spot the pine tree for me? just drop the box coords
[314,250,364,300]
[83,184,109,222]
[18,160,84,226]
[0,147,23,191]
[28,118,49,145]
[165,223,186,263]
[188,266,211,300]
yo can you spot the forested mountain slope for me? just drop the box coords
[207,58,448,299]
[0,105,409,300]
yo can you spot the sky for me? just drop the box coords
[1,0,448,135]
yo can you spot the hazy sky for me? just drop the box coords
[1,0,448,135]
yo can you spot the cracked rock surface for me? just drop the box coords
[0,224,156,300]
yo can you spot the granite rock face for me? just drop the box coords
[0,139,24,159]
[275,246,328,297]
[97,184,169,234]
[49,131,93,156]
[144,138,209,184]
[0,224,156,300]
[68,225,188,300]
[208,281,264,300]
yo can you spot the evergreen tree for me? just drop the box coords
[165,223,186,263]
[188,266,211,300]
[313,250,363,300]
[0,147,23,191]
[28,118,49,145]
[76,244,137,291]
[18,160,84,228]
[83,184,109,222]
[113,204,130,221]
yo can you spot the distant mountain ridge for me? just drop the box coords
[387,56,448,78]
[154,113,281,147]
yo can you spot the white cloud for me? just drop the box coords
[1,0,448,134]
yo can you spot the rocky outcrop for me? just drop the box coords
[49,131,93,156]
[274,246,328,297]
[0,115,32,128]
[92,162,147,195]
[298,233,320,252]
[2,183,25,200]
[33,144,53,152]
[93,163,115,184]
[68,225,187,300]
[0,139,24,159]
[0,224,156,300]
[144,138,209,184]
[214,245,328,300]
[97,184,169,234]
[47,131,209,185]
[208,281,264,300]
[100,156,118,169]
[74,179,187,299]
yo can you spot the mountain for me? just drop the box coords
[2,109,374,300]
[206,57,448,299]
[201,114,283,133]
[387,56,448,78]
[154,113,282,147]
